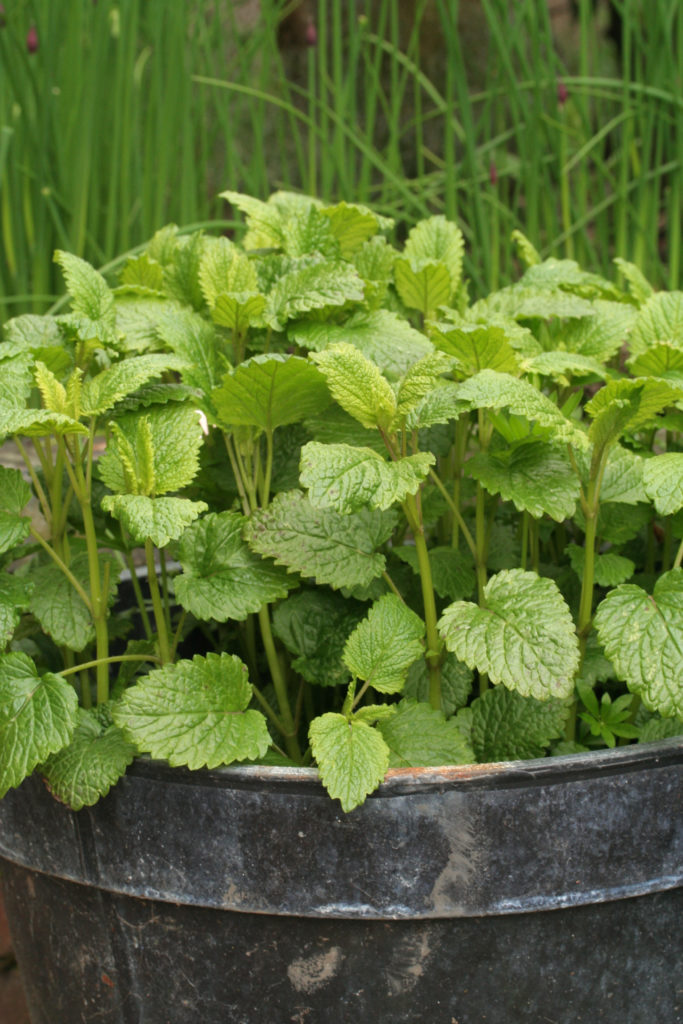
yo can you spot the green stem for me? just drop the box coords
[404,493,442,711]
[429,468,476,558]
[14,436,52,527]
[145,539,171,664]
[258,605,302,762]
[169,609,187,662]
[29,527,93,611]
[673,536,683,570]
[59,653,162,677]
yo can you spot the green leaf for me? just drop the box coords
[120,253,164,293]
[466,439,580,521]
[289,309,432,379]
[54,250,115,329]
[245,490,395,590]
[396,352,454,416]
[305,406,386,454]
[154,307,222,399]
[321,201,383,257]
[41,707,136,809]
[113,295,181,353]
[404,381,468,430]
[431,322,520,377]
[309,712,389,811]
[638,714,683,743]
[175,511,292,622]
[457,369,589,449]
[81,354,188,416]
[511,230,541,268]
[264,260,364,330]
[438,569,580,700]
[521,258,620,300]
[614,257,654,304]
[198,236,259,303]
[98,403,204,495]
[300,442,434,513]
[0,652,79,797]
[394,545,475,602]
[403,215,465,294]
[311,343,397,430]
[566,544,635,587]
[627,342,683,382]
[102,494,207,547]
[112,652,270,768]
[343,594,424,694]
[377,698,474,767]
[29,550,120,651]
[0,403,87,440]
[394,258,452,316]
[0,576,33,651]
[643,453,683,515]
[403,650,473,714]
[0,352,33,408]
[471,284,595,322]
[212,355,329,431]
[587,378,683,452]
[521,350,606,383]
[0,466,31,555]
[470,686,570,762]
[593,569,683,718]
[3,313,63,352]
[272,589,365,688]
[558,301,636,362]
[162,232,206,310]
[629,290,683,357]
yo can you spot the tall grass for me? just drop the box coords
[0,0,680,313]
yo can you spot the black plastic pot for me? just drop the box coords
[0,739,681,1024]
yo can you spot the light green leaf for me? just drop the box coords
[404,381,468,430]
[614,257,654,304]
[0,403,87,440]
[431,322,520,377]
[34,361,70,416]
[521,258,620,300]
[471,284,595,322]
[627,342,683,382]
[212,354,329,432]
[245,490,395,590]
[272,589,365,688]
[175,511,292,622]
[289,309,432,379]
[0,352,33,408]
[403,215,464,294]
[466,439,580,521]
[321,201,383,257]
[3,314,62,352]
[470,686,570,762]
[98,403,204,495]
[587,378,683,452]
[565,544,635,587]
[264,261,364,330]
[162,232,206,310]
[457,369,589,448]
[0,576,33,650]
[394,258,452,316]
[403,650,473,714]
[311,343,397,430]
[629,291,683,357]
[305,406,385,453]
[638,714,683,743]
[219,190,289,248]
[112,652,270,769]
[593,570,683,718]
[113,295,182,353]
[309,712,390,811]
[575,443,647,505]
[394,545,476,602]
[0,466,32,555]
[41,708,136,810]
[212,292,266,332]
[396,352,454,416]
[643,453,683,515]
[0,652,78,797]
[154,307,222,399]
[300,442,434,513]
[522,350,606,382]
[54,250,115,329]
[352,235,397,308]
[198,236,259,303]
[377,698,474,767]
[511,229,541,268]
[343,594,424,694]
[81,354,188,416]
[102,494,207,547]
[559,300,636,362]
[29,550,119,651]
[120,253,164,293]
[438,569,580,700]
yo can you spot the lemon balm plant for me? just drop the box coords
[0,191,682,814]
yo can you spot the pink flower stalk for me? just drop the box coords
[305,20,317,47]
[489,161,498,187]
[0,6,6,29]
[26,24,38,53]
[557,81,568,107]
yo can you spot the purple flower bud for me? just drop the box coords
[0,6,6,29]
[27,24,38,53]
[557,81,568,107]
[305,20,317,47]
[489,161,498,187]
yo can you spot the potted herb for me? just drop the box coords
[0,193,681,1023]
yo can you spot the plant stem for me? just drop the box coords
[144,539,171,665]
[404,493,442,711]
[59,653,162,677]
[258,605,301,762]
[29,526,93,611]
